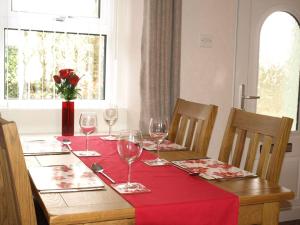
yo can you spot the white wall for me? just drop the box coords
[180,0,237,158]
[116,0,143,130]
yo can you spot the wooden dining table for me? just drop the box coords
[25,139,294,225]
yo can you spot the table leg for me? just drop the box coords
[262,202,279,225]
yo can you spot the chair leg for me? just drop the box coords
[34,198,49,225]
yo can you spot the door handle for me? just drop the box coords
[243,96,260,100]
[239,84,260,110]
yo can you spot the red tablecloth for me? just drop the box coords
[62,136,239,225]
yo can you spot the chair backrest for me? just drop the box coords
[0,117,37,225]
[168,98,218,157]
[218,108,293,184]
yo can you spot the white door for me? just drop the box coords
[234,0,300,221]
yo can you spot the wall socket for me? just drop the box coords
[200,34,213,48]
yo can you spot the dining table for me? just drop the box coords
[24,135,294,225]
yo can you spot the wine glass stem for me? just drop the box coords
[156,142,160,159]
[108,125,112,136]
[85,134,88,152]
[127,163,132,185]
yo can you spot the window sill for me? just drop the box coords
[0,100,112,110]
[0,106,127,135]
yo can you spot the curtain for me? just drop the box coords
[139,0,182,133]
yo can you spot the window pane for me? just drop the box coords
[12,0,100,18]
[4,29,105,100]
[257,12,300,130]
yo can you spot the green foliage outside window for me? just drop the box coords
[5,47,18,99]
[4,29,105,101]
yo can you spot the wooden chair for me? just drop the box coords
[218,108,293,184]
[0,117,47,225]
[168,98,218,157]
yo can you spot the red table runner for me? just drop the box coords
[62,136,239,225]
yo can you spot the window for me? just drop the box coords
[257,11,300,130]
[5,29,106,100]
[0,0,115,107]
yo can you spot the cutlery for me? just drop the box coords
[62,139,72,150]
[91,163,116,183]
[26,139,46,142]
[40,187,105,194]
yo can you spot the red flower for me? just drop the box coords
[54,68,81,101]
[68,74,80,86]
[53,75,61,84]
[59,69,74,79]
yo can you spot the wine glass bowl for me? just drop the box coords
[149,130,168,144]
[103,106,118,137]
[112,130,149,193]
[79,112,97,156]
[117,131,143,164]
[81,126,96,135]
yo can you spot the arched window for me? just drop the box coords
[257,11,300,130]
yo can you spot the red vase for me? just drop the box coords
[62,101,74,136]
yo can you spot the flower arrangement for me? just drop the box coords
[53,69,81,101]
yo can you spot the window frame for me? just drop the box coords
[0,0,117,109]
[11,0,102,19]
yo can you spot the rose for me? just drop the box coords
[59,69,74,79]
[69,74,80,86]
[53,69,81,101]
[53,75,61,84]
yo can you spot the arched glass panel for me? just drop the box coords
[257,11,300,130]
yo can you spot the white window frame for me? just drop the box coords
[0,0,117,109]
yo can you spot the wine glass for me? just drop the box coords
[112,130,148,193]
[103,106,118,137]
[79,112,97,155]
[148,117,169,165]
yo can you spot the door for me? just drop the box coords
[234,0,300,221]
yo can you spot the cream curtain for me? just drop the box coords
[139,0,182,132]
